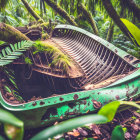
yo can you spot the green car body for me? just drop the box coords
[0,25,140,128]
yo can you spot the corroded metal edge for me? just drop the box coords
[0,75,140,128]
[0,69,140,111]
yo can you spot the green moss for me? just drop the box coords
[44,0,77,26]
[33,41,72,72]
[24,57,33,65]
[41,33,50,40]
[41,22,49,27]
[0,40,6,45]
[0,23,29,43]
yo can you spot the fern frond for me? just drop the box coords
[0,40,34,66]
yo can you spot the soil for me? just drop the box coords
[22,99,140,140]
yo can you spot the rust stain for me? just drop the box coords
[68,103,76,109]
[60,116,63,119]
[67,112,75,115]
[41,107,57,120]
[92,100,102,109]
[126,88,138,98]
[59,97,64,101]
[40,101,45,105]
[130,88,138,96]
[115,49,118,53]
[74,94,78,100]
[115,95,120,100]
[83,100,87,105]
[32,102,37,106]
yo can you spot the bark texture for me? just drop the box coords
[21,0,44,23]
[121,0,140,22]
[44,0,77,26]
[78,3,99,35]
[106,22,114,42]
[103,0,130,38]
[0,23,30,43]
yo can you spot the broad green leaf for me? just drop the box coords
[136,133,140,140]
[0,109,23,127]
[121,18,140,46]
[120,101,140,110]
[98,101,120,122]
[0,109,24,140]
[111,125,125,140]
[98,101,140,122]
[31,114,107,140]
[4,124,23,140]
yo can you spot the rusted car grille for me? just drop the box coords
[52,27,136,88]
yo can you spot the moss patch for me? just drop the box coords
[33,41,72,72]
[0,23,30,43]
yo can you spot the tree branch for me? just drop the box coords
[44,0,77,26]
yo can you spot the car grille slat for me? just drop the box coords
[51,27,136,88]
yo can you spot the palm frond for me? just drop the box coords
[0,40,34,66]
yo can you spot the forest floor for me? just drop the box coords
[24,97,140,140]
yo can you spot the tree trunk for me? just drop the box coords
[121,0,140,22]
[0,0,8,10]
[106,22,114,42]
[21,0,44,23]
[0,23,30,44]
[103,0,130,38]
[78,3,99,35]
[44,0,77,26]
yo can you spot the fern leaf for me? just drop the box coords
[0,40,34,66]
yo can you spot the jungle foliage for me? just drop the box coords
[0,0,139,58]
[0,0,140,139]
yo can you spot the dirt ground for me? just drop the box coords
[23,98,140,140]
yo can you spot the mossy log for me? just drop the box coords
[0,23,30,43]
[106,22,114,42]
[21,0,44,23]
[103,0,130,38]
[44,0,77,26]
[78,3,99,35]
[124,0,140,22]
